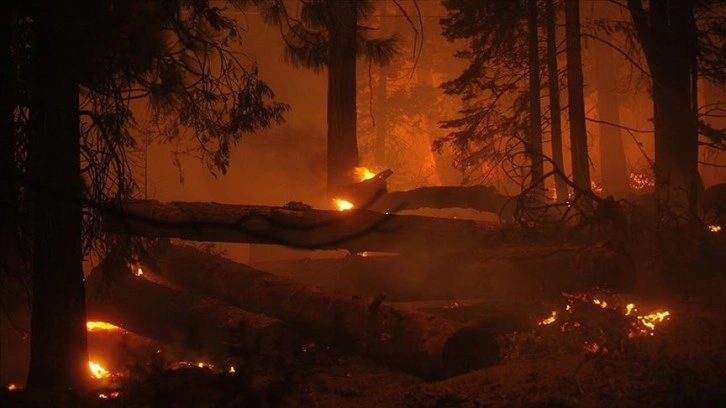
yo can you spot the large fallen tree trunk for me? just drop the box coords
[101,200,502,254]
[85,266,300,362]
[254,245,635,302]
[145,244,500,380]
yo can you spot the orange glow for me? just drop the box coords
[353,167,376,181]
[629,172,655,190]
[99,392,120,399]
[86,321,121,332]
[333,198,354,211]
[135,267,144,276]
[708,225,722,233]
[229,366,236,373]
[7,383,19,390]
[538,311,557,326]
[89,361,110,379]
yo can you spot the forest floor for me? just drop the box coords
[3,236,726,407]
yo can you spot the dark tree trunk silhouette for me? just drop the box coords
[327,0,359,192]
[527,0,544,190]
[593,40,629,198]
[25,9,89,391]
[375,64,388,166]
[545,0,569,201]
[627,0,699,212]
[0,4,14,235]
[564,0,591,197]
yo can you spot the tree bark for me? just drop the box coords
[85,268,300,361]
[327,0,359,192]
[627,0,699,213]
[527,0,544,190]
[149,245,500,379]
[564,0,591,198]
[100,200,504,254]
[593,36,629,198]
[26,7,89,391]
[545,0,569,202]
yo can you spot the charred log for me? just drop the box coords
[101,200,502,254]
[147,245,501,380]
[85,267,300,362]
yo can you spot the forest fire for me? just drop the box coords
[86,321,122,332]
[629,172,656,190]
[88,361,111,379]
[333,198,355,211]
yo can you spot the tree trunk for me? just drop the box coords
[374,65,388,166]
[26,9,89,391]
[593,38,629,198]
[627,0,699,213]
[0,3,16,236]
[527,0,544,190]
[327,0,359,192]
[85,268,300,361]
[545,0,569,202]
[100,200,504,254]
[149,245,500,379]
[564,0,591,198]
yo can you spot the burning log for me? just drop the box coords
[85,267,300,362]
[146,244,501,379]
[100,200,501,254]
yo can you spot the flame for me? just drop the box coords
[636,311,671,332]
[538,311,558,325]
[135,267,144,276]
[89,361,110,379]
[590,181,603,193]
[353,167,376,181]
[86,321,121,332]
[333,198,354,211]
[592,299,608,308]
[708,224,722,233]
[229,366,236,373]
[99,392,120,399]
[625,303,636,315]
[7,383,19,390]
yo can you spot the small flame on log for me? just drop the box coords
[135,267,144,276]
[86,321,122,332]
[333,198,354,211]
[99,392,120,399]
[89,361,110,379]
[353,167,377,181]
[708,224,722,233]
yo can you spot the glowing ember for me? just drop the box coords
[6,383,19,390]
[229,366,236,373]
[538,311,558,325]
[353,167,376,181]
[629,172,655,190]
[625,303,636,316]
[708,224,722,233]
[637,311,671,331]
[89,361,110,379]
[592,299,608,308]
[135,267,144,276]
[590,181,603,193]
[584,342,606,354]
[86,321,121,332]
[99,392,120,399]
[333,198,354,211]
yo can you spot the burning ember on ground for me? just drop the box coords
[135,267,144,276]
[89,361,111,379]
[536,292,671,354]
[86,321,122,332]
[99,391,120,399]
[708,224,722,233]
[5,383,20,390]
[333,198,354,211]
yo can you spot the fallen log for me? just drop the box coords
[85,266,300,362]
[147,244,501,380]
[101,200,502,254]
[254,245,636,302]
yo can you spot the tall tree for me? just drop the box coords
[544,0,568,201]
[527,0,544,190]
[564,0,591,197]
[258,0,398,191]
[627,0,699,212]
[592,37,630,198]
[6,0,287,391]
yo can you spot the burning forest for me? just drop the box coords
[2,0,726,407]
